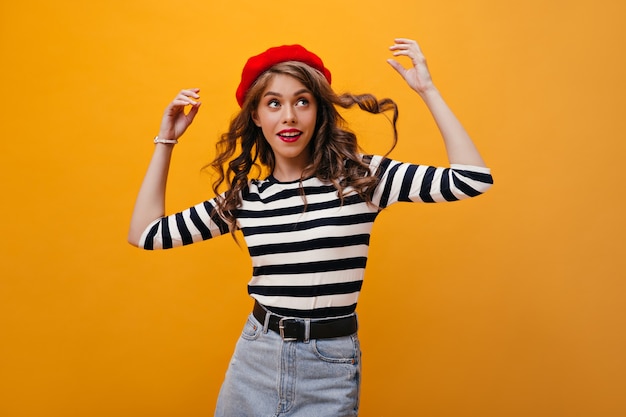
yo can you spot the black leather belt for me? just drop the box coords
[253,301,358,341]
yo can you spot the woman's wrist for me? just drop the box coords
[415,83,440,100]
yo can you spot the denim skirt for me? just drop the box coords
[214,312,361,417]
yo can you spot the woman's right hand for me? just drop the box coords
[157,88,202,141]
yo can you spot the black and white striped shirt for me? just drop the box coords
[140,155,493,318]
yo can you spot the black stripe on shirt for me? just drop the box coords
[175,212,193,245]
[203,201,230,235]
[253,257,367,276]
[455,169,494,185]
[161,216,173,249]
[379,162,401,208]
[440,169,459,202]
[244,184,339,204]
[237,193,364,219]
[398,164,418,202]
[143,223,159,250]
[374,157,392,180]
[452,173,481,198]
[242,212,377,236]
[248,234,371,256]
[419,166,436,203]
[189,206,212,240]
[249,280,363,297]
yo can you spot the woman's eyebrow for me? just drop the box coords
[263,89,311,97]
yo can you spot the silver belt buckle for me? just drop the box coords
[278,317,299,341]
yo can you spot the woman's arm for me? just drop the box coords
[127,89,201,246]
[387,38,486,167]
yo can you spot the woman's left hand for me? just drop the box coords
[387,38,435,95]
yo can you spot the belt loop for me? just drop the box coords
[303,319,311,343]
[262,309,271,333]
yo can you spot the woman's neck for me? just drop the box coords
[271,165,311,182]
[272,154,313,182]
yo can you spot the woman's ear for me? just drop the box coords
[252,111,261,127]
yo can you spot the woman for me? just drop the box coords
[128,38,493,416]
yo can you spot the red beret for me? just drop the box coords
[236,44,332,107]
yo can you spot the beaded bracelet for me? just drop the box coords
[154,136,178,145]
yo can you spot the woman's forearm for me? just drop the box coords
[127,143,175,246]
[128,89,201,247]
[419,86,487,167]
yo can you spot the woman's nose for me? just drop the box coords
[283,106,297,124]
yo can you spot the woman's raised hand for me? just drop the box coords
[157,88,202,142]
[387,39,435,95]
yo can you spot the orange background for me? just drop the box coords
[1,1,625,416]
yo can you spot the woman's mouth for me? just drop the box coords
[277,129,302,143]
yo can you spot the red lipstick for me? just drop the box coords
[277,129,302,143]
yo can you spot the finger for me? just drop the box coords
[393,38,417,45]
[389,44,411,51]
[391,38,423,55]
[386,59,406,77]
[393,38,420,50]
[180,88,201,99]
[171,98,198,107]
[392,50,412,56]
[391,50,418,63]
[391,48,426,66]
[389,46,419,59]
[390,38,416,49]
[174,92,200,106]
[186,102,201,121]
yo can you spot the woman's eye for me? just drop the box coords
[296,98,309,106]
[268,100,280,108]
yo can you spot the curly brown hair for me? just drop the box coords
[209,61,398,236]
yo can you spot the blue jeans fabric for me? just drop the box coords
[214,312,361,417]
